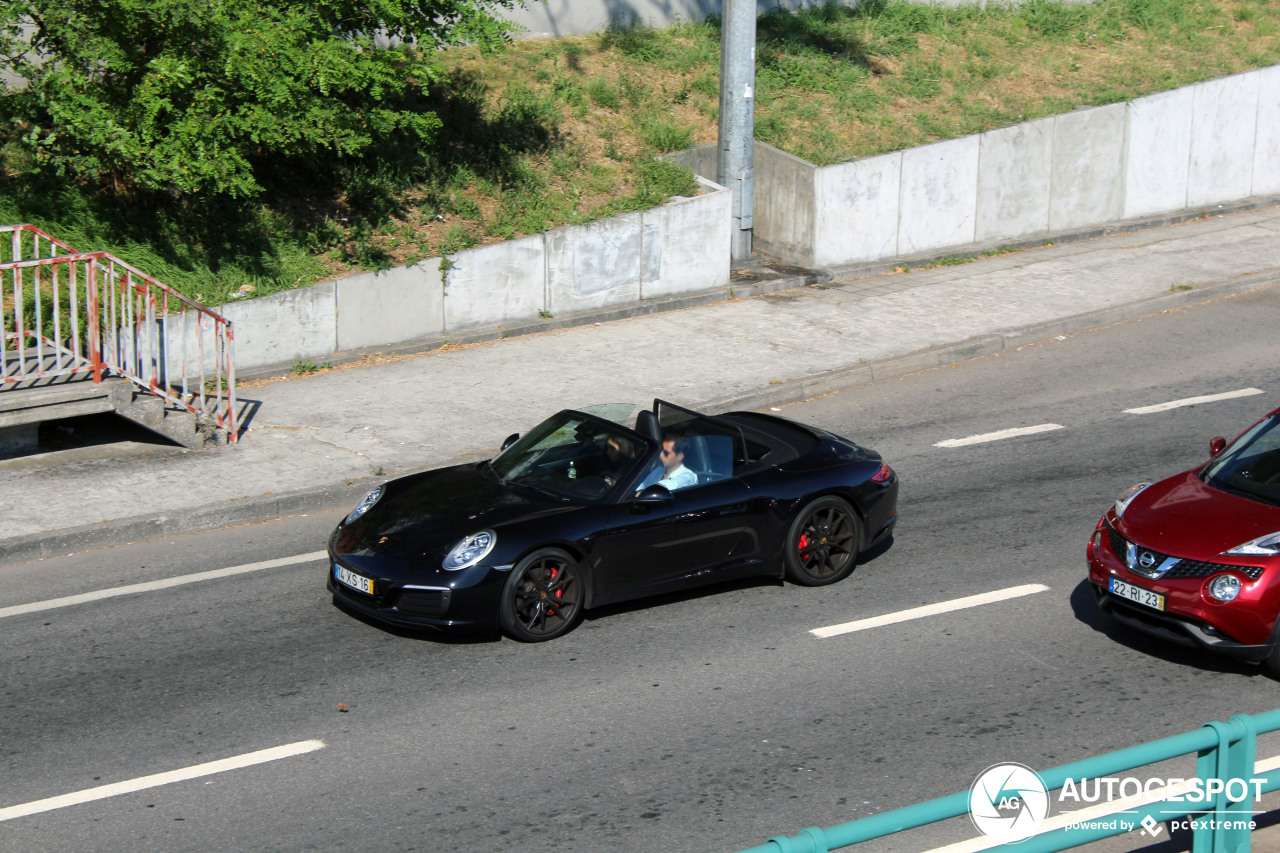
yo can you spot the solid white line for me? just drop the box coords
[934,424,1064,448]
[1124,387,1264,414]
[0,740,325,823]
[917,752,1280,853]
[0,551,329,620]
[810,584,1050,638]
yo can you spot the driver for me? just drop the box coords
[637,433,697,493]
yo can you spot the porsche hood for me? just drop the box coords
[333,463,571,559]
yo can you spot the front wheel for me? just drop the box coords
[784,496,861,586]
[1262,637,1280,679]
[499,549,585,642]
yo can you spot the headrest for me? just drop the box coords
[635,410,662,442]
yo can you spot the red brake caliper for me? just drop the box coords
[798,533,809,552]
[548,566,561,615]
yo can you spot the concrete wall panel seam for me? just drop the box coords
[1184,92,1196,210]
[1254,75,1262,191]
[1119,101,1131,218]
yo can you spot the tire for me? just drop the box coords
[1262,636,1280,679]
[499,548,585,642]
[784,496,861,586]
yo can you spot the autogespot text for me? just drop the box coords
[1058,776,1266,804]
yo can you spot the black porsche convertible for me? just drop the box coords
[328,400,898,641]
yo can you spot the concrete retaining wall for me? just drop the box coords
[737,64,1280,268]
[501,0,1055,38]
[642,179,733,297]
[337,261,444,351]
[506,1,842,39]
[220,177,731,371]
[220,283,338,369]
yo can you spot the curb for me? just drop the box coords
[701,269,1280,413]
[3,268,1279,567]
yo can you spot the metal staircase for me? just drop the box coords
[0,224,241,450]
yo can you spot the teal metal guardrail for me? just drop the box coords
[738,709,1280,853]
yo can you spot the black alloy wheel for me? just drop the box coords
[499,548,585,641]
[784,496,861,586]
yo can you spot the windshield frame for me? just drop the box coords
[1200,412,1280,508]
[489,409,658,505]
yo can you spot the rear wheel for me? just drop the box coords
[499,549,584,642]
[784,496,861,586]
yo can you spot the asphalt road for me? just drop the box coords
[3,287,1280,853]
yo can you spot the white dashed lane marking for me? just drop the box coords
[0,740,326,823]
[0,551,329,620]
[1124,387,1264,414]
[810,584,1050,638]
[934,424,1064,448]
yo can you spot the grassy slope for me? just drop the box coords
[1,0,1277,305]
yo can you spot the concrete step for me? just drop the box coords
[1,363,234,450]
[117,391,228,450]
[0,377,131,428]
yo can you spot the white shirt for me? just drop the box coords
[657,464,697,491]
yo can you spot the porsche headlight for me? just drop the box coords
[1113,483,1152,519]
[1225,531,1280,557]
[344,486,384,526]
[443,530,496,570]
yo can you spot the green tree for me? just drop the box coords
[0,0,522,198]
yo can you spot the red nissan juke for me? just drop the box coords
[1087,406,1280,674]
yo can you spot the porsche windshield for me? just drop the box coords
[489,412,648,503]
[1203,414,1280,507]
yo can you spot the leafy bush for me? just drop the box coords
[0,1,522,201]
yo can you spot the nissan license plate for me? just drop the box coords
[1110,577,1165,611]
[335,564,374,595]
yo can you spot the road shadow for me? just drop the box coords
[584,536,896,624]
[330,594,502,645]
[336,535,897,643]
[1068,579,1261,677]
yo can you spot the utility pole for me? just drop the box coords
[717,0,756,262]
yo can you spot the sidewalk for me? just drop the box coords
[4,204,1280,564]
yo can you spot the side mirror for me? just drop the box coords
[1209,436,1227,457]
[632,484,674,507]
[501,433,520,451]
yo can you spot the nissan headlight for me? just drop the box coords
[1113,483,1152,518]
[1208,574,1242,603]
[344,486,384,526]
[1225,531,1280,557]
[443,530,496,570]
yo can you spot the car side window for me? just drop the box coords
[681,434,733,484]
[632,432,734,494]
